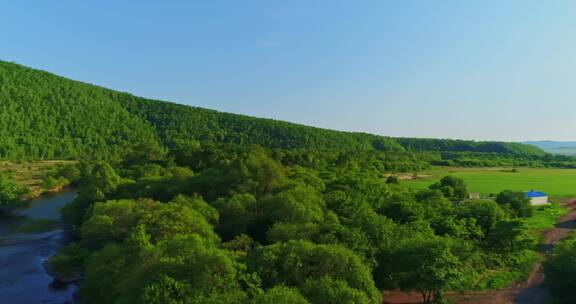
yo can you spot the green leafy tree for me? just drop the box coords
[0,175,29,210]
[247,240,381,304]
[55,163,82,184]
[213,193,261,241]
[456,200,507,238]
[254,286,310,304]
[301,277,373,304]
[227,148,287,198]
[485,219,535,252]
[394,238,463,304]
[262,186,325,224]
[123,141,167,166]
[85,162,123,196]
[381,200,423,224]
[430,176,469,200]
[544,236,576,303]
[41,176,69,191]
[80,198,219,250]
[495,190,532,218]
[170,194,219,226]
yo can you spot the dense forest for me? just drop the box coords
[0,62,159,159]
[44,143,542,304]
[1,60,567,168]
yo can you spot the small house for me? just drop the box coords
[469,192,481,200]
[525,190,548,206]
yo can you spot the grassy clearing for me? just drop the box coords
[0,160,75,197]
[524,202,567,234]
[475,250,540,290]
[13,219,61,233]
[403,167,576,198]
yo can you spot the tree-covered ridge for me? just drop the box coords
[0,60,547,161]
[122,97,406,152]
[121,96,546,155]
[0,61,159,160]
[396,138,545,156]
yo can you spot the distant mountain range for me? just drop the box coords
[522,141,576,156]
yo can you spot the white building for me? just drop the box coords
[469,192,481,200]
[525,191,549,206]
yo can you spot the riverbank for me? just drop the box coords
[0,160,75,199]
[0,191,78,304]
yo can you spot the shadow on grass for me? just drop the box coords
[555,219,576,229]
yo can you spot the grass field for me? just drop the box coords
[524,202,567,233]
[404,167,576,199]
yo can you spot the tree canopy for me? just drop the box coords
[50,143,546,304]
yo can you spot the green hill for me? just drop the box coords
[0,60,545,160]
[0,61,158,159]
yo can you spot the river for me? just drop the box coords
[0,191,78,304]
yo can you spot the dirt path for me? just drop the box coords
[383,198,576,304]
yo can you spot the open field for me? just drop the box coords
[404,167,576,199]
[0,161,75,197]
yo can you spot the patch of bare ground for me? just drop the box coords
[385,173,432,181]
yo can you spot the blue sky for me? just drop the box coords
[3,1,576,141]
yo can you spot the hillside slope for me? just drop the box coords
[0,60,545,160]
[0,61,158,159]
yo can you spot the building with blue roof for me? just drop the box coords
[525,190,549,206]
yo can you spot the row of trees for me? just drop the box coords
[50,143,541,304]
[433,152,576,168]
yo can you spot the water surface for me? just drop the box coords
[0,191,77,304]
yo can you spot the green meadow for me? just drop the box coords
[404,167,576,199]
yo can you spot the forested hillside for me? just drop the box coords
[0,61,159,159]
[0,60,547,162]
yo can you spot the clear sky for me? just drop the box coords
[3,1,576,141]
